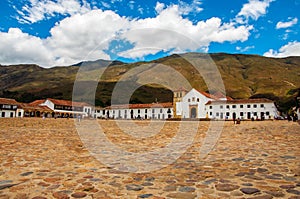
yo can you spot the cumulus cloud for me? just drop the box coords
[0,28,54,66]
[177,0,203,15]
[155,2,165,14]
[119,5,251,59]
[236,45,255,52]
[276,17,298,29]
[15,0,91,23]
[1,3,253,67]
[46,9,129,65]
[264,41,300,57]
[236,0,274,23]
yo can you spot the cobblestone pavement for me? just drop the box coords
[0,118,299,199]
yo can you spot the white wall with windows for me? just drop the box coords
[94,106,173,120]
[206,100,278,120]
[0,110,16,118]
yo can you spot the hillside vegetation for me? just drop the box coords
[1,53,300,112]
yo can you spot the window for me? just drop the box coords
[210,112,212,116]
[1,112,5,117]
[232,105,236,108]
[209,106,212,109]
[138,109,140,113]
[254,112,257,116]
[152,109,155,113]
[247,104,251,108]
[197,98,200,102]
[160,109,163,113]
[226,105,230,109]
[240,112,244,117]
[220,105,223,109]
[240,105,243,108]
[216,112,219,117]
[253,104,257,108]
[260,104,264,108]
[226,112,230,117]
[192,97,195,102]
[3,105,11,109]
[188,99,191,102]
[266,112,270,116]
[145,109,147,113]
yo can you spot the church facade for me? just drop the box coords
[175,88,278,120]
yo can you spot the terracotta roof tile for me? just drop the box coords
[47,98,91,107]
[18,103,53,112]
[0,98,19,105]
[29,99,46,106]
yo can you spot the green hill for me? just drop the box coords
[1,53,300,113]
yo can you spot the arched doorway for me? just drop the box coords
[190,107,197,118]
[233,112,236,120]
[130,110,134,119]
[36,111,40,117]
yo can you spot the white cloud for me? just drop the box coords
[101,2,111,9]
[0,28,54,66]
[46,9,129,65]
[119,5,252,59]
[178,0,203,15]
[128,0,135,10]
[276,17,298,29]
[264,41,300,58]
[155,2,165,14]
[236,45,255,52]
[236,0,274,23]
[15,0,92,23]
[1,4,253,67]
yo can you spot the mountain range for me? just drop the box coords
[1,53,300,113]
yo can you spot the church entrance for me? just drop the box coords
[190,107,197,118]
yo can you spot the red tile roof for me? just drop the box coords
[107,102,173,109]
[0,98,19,105]
[29,99,46,106]
[18,103,53,112]
[205,98,273,105]
[198,90,219,100]
[47,98,91,107]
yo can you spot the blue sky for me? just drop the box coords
[0,0,299,67]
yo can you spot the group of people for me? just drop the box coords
[287,112,298,122]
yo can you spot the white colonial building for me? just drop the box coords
[174,88,278,120]
[35,98,93,118]
[0,98,19,118]
[206,99,278,120]
[1,88,279,121]
[94,103,173,120]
